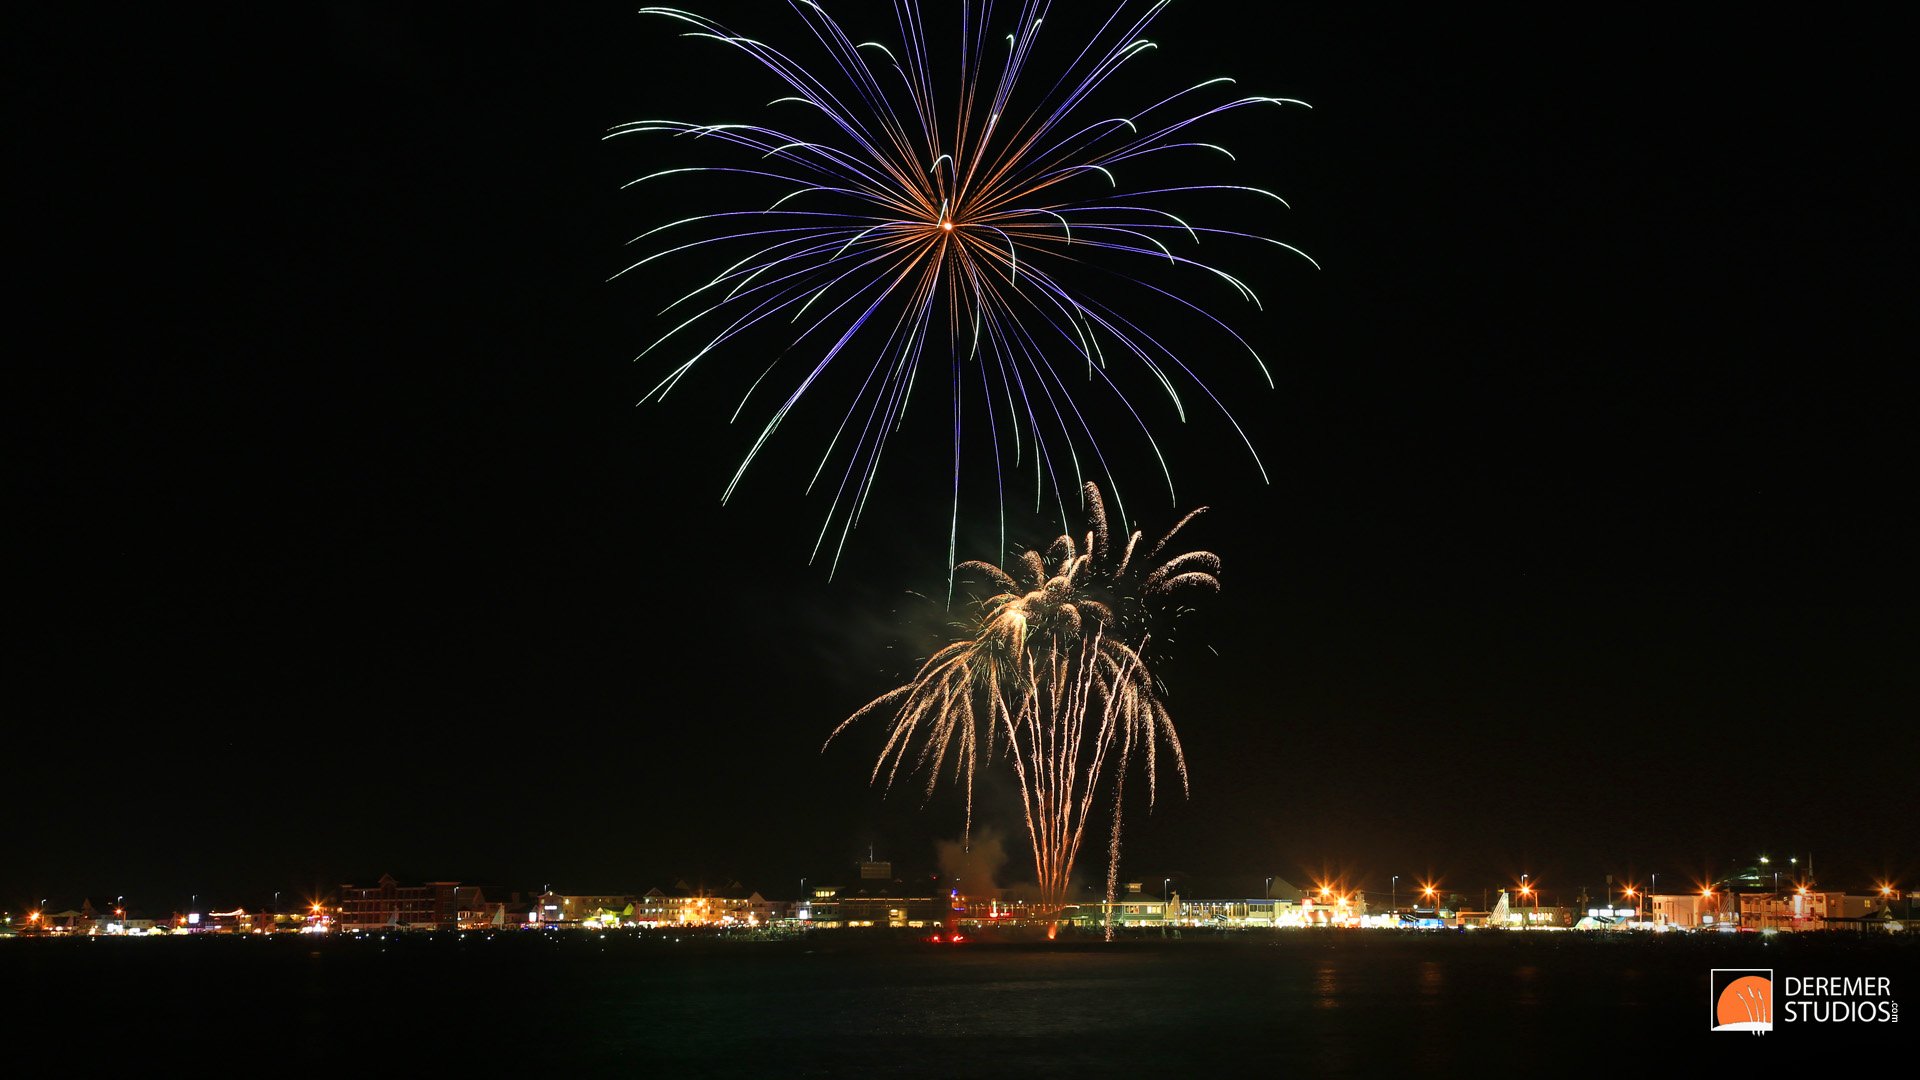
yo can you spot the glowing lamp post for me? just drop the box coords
[1878,882,1910,923]
[1517,877,1538,928]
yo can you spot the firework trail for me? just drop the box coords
[611,2,1311,573]
[828,482,1218,927]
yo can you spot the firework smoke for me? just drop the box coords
[935,827,1010,901]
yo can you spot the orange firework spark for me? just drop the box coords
[829,482,1216,924]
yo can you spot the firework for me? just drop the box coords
[828,482,1217,926]
[612,2,1310,570]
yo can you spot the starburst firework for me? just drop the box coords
[612,2,1310,570]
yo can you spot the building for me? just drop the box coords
[1572,904,1641,930]
[1648,892,1721,928]
[1490,890,1571,928]
[1070,883,1176,928]
[1178,878,1309,927]
[1700,889,1905,932]
[1299,889,1370,927]
[806,881,945,928]
[1737,889,1839,931]
[954,895,1049,927]
[336,874,486,931]
[637,884,779,927]
[194,908,259,933]
[533,892,633,926]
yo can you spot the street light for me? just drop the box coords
[1391,875,1399,915]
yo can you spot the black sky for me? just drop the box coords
[10,4,1914,912]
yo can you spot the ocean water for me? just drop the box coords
[8,929,1912,1072]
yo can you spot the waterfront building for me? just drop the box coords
[1181,893,1308,927]
[955,896,1048,927]
[1573,905,1641,930]
[1649,892,1711,928]
[636,884,779,926]
[42,907,88,933]
[195,908,258,933]
[533,892,633,926]
[1070,882,1177,928]
[1300,890,1369,927]
[805,881,944,928]
[336,874,489,931]
[1709,890,1904,932]
[1738,889,1840,931]
[1489,890,1571,928]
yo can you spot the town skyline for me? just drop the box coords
[13,855,1912,940]
[10,847,1906,921]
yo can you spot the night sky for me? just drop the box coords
[12,4,1913,913]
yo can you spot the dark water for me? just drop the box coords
[8,930,1913,1072]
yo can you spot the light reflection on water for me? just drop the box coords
[1513,962,1540,1007]
[11,931,1914,1073]
[1313,961,1340,1009]
[1418,959,1443,998]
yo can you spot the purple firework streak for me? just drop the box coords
[610,1,1314,574]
